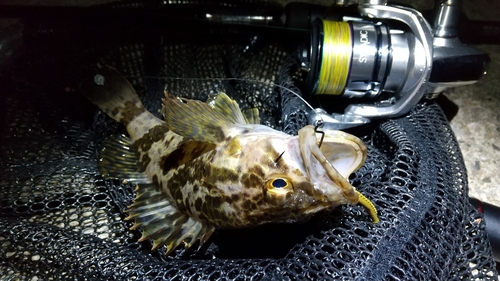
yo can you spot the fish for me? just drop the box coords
[80,66,378,254]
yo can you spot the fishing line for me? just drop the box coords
[136,75,327,138]
[315,20,351,96]
[137,75,316,111]
[0,72,317,112]
[1,71,327,135]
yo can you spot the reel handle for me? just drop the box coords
[469,198,500,262]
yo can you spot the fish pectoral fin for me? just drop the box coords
[99,134,151,184]
[125,183,215,254]
[243,108,260,124]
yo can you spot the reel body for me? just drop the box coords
[298,0,489,129]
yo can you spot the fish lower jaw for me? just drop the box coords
[302,203,338,215]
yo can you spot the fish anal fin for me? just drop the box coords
[125,183,213,255]
[99,135,151,184]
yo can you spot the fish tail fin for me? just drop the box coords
[80,66,145,124]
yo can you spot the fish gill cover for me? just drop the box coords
[0,0,498,280]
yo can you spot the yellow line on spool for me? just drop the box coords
[317,20,352,95]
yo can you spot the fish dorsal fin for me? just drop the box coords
[207,93,248,124]
[125,183,215,254]
[243,108,260,124]
[162,92,238,144]
[99,135,151,184]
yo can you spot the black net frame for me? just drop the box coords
[0,1,498,280]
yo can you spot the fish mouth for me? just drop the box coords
[302,201,337,215]
[298,125,359,204]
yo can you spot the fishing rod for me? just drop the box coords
[0,0,493,130]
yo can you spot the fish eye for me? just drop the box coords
[266,177,292,190]
[264,177,293,205]
[270,178,289,188]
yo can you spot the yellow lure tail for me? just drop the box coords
[356,191,379,223]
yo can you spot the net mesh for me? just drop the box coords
[0,1,498,280]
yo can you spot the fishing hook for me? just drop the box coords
[314,119,325,148]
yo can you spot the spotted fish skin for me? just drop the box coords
[81,66,378,254]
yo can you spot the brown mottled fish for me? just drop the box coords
[80,66,378,254]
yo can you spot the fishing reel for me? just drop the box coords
[2,0,487,130]
[292,0,490,129]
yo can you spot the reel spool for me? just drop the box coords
[303,19,411,99]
